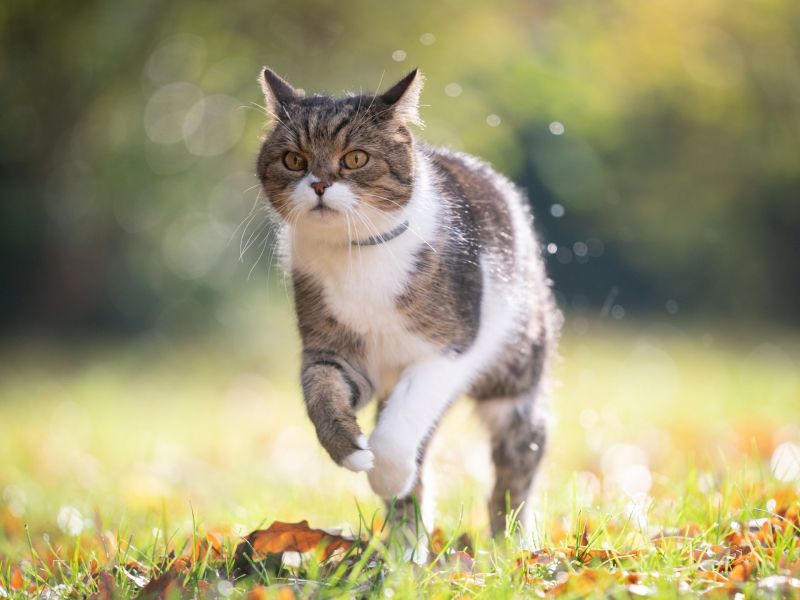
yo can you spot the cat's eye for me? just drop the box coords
[283,151,307,171]
[342,150,369,170]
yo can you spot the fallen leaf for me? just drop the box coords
[429,528,445,555]
[728,560,754,583]
[1,508,22,538]
[135,558,190,600]
[548,567,619,596]
[9,567,24,591]
[135,573,184,600]
[246,585,269,600]
[89,571,118,600]
[232,520,355,576]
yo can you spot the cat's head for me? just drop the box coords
[256,68,423,241]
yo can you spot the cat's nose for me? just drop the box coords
[310,180,331,197]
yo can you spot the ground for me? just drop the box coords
[0,296,798,598]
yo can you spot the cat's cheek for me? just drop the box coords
[366,430,417,498]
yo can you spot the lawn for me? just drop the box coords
[1,294,798,598]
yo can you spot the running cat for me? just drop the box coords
[256,68,560,536]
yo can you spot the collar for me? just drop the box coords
[351,220,410,247]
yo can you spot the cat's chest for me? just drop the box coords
[316,251,411,335]
[297,245,437,376]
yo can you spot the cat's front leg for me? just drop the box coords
[301,352,374,471]
[368,357,463,498]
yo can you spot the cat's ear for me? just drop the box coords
[379,68,424,128]
[260,68,302,113]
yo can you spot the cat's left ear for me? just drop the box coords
[379,68,424,128]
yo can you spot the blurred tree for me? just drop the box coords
[1,0,798,334]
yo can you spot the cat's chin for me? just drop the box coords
[290,211,353,244]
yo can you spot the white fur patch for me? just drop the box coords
[341,448,374,472]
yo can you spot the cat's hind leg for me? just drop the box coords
[476,391,548,537]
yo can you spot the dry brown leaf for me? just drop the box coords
[190,531,225,561]
[246,585,296,600]
[9,567,24,591]
[233,520,355,576]
[135,558,190,600]
[89,571,118,600]
[248,520,353,558]
[135,573,184,600]
[562,546,645,563]
[728,560,754,583]
[246,585,270,600]
[547,567,619,596]
[1,508,22,538]
[430,527,445,555]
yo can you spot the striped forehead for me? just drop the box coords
[288,96,372,149]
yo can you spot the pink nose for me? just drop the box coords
[310,181,331,196]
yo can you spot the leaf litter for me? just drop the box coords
[0,489,797,598]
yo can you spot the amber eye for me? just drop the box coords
[342,149,369,169]
[283,151,307,171]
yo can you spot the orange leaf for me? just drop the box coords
[233,520,355,575]
[247,586,295,600]
[430,528,445,555]
[1,508,22,538]
[729,560,754,582]
[135,572,183,600]
[9,567,24,591]
[247,586,270,600]
[248,521,352,558]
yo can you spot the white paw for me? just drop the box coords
[367,431,417,498]
[341,448,374,472]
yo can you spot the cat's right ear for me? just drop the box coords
[260,68,301,114]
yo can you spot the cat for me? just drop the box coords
[256,67,560,538]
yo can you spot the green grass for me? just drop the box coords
[0,299,798,597]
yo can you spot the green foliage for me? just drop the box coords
[1,0,799,331]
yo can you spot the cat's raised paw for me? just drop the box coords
[341,448,374,472]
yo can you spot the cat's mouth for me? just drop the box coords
[310,199,337,215]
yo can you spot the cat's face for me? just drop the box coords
[257,69,423,240]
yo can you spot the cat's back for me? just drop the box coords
[424,145,540,277]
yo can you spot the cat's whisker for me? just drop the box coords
[240,209,272,260]
[256,102,298,137]
[247,228,272,281]
[238,210,265,261]
[230,189,266,251]
[344,206,367,267]
[343,207,355,277]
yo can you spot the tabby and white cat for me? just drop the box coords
[256,68,560,536]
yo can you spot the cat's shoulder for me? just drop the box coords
[420,143,523,201]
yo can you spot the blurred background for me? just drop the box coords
[0,0,798,541]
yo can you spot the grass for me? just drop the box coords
[0,295,798,597]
